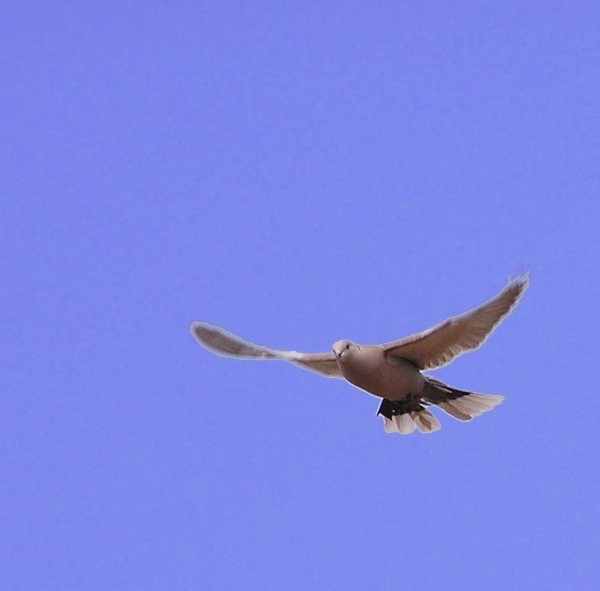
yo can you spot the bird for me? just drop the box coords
[190,275,529,435]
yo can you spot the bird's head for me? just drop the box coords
[332,340,358,360]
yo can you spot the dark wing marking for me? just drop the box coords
[376,397,426,419]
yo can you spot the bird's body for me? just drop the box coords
[190,275,529,435]
[333,342,425,401]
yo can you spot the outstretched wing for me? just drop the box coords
[383,274,529,370]
[190,321,342,378]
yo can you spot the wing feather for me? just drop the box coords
[383,274,529,370]
[190,321,342,378]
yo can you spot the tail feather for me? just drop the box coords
[378,377,503,434]
[412,409,441,433]
[396,413,417,434]
[381,408,441,434]
[383,413,418,434]
[436,401,471,421]
[383,416,399,433]
[424,377,504,422]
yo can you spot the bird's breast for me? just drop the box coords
[339,347,424,400]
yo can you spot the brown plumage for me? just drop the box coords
[190,275,529,435]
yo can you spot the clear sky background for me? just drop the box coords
[1,2,599,589]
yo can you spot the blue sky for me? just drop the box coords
[1,2,599,589]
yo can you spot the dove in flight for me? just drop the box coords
[190,275,529,435]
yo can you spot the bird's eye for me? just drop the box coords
[346,343,350,349]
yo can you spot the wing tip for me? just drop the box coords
[507,272,531,297]
[189,320,213,345]
[189,320,203,339]
[188,320,250,357]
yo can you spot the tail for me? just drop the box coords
[423,376,504,421]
